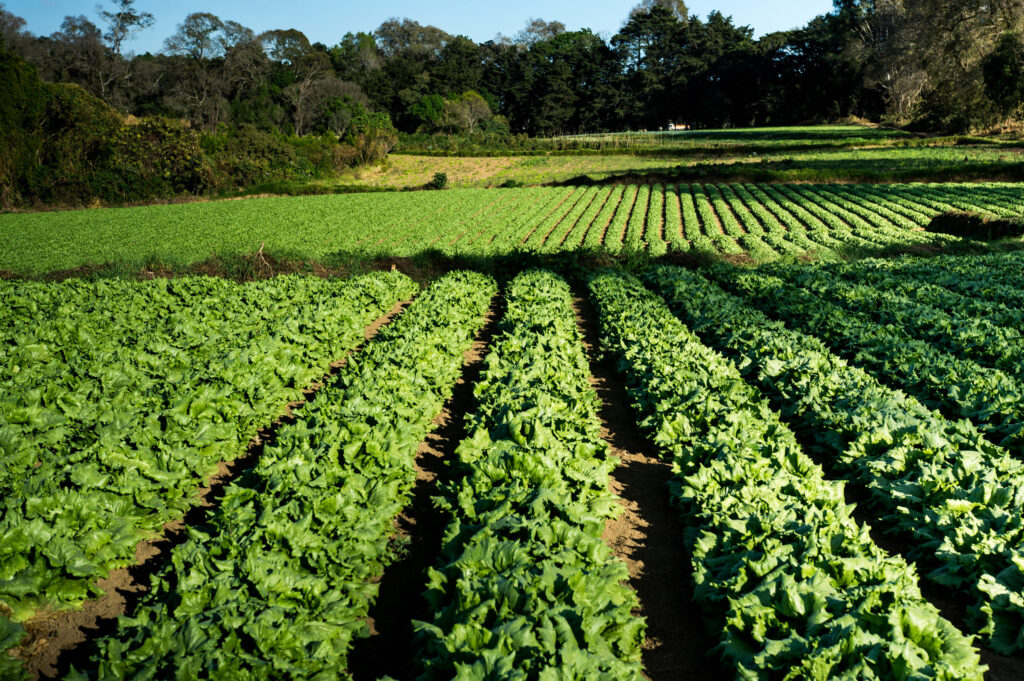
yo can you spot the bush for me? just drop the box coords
[426,172,448,190]
[926,211,1024,240]
[346,112,398,166]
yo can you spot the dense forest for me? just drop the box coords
[3,0,1024,207]
[5,0,1024,136]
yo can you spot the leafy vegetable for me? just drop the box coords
[589,268,984,679]
[414,270,644,681]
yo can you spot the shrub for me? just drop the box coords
[926,211,1024,240]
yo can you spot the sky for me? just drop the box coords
[7,0,835,54]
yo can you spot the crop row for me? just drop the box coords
[4,183,1024,274]
[764,262,1024,385]
[415,270,644,679]
[836,250,1024,312]
[644,265,1024,654]
[706,265,1024,454]
[589,269,984,678]
[65,271,495,679]
[0,272,418,620]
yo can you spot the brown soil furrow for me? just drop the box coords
[530,189,591,248]
[515,187,580,247]
[543,188,603,249]
[699,186,726,237]
[347,293,503,681]
[671,186,687,244]
[572,294,726,681]
[593,187,625,248]
[708,185,747,235]
[16,298,415,681]
[615,186,644,246]
[655,187,667,246]
[568,187,616,249]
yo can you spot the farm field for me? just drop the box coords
[3,249,1024,680]
[3,181,1024,275]
[329,144,1024,191]
[4,118,1024,680]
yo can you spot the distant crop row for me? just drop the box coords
[2,183,1023,273]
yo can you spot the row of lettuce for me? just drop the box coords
[1,272,418,621]
[4,252,1024,678]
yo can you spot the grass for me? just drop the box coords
[314,126,1024,193]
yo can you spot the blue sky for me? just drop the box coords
[8,0,834,54]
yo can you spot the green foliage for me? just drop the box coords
[346,111,398,165]
[589,268,985,679]
[201,125,348,188]
[0,618,27,680]
[0,49,399,207]
[426,172,448,190]
[645,262,1024,655]
[983,32,1024,118]
[415,270,644,680]
[0,272,417,620]
[408,93,445,128]
[3,182,1023,274]
[72,271,494,680]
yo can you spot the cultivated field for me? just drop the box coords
[3,124,1024,681]
[4,252,1024,679]
[3,182,1024,274]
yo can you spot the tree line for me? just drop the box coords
[3,0,1024,138]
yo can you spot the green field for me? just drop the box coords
[3,181,1024,275]
[5,125,1024,681]
[5,252,1024,679]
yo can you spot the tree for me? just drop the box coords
[0,3,30,55]
[407,93,445,129]
[94,0,154,107]
[440,90,492,133]
[983,31,1024,119]
[629,0,688,21]
[97,0,154,57]
[163,13,231,130]
[847,0,1024,129]
[375,18,450,59]
[613,4,686,127]
[46,16,105,93]
[346,111,397,164]
[514,19,566,46]
[261,29,332,135]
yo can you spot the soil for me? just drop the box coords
[572,294,727,681]
[12,298,413,681]
[347,294,503,681]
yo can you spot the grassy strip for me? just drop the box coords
[588,269,983,679]
[645,265,1024,655]
[414,270,643,680]
[67,270,495,680]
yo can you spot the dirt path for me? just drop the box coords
[573,294,726,681]
[347,294,503,681]
[15,298,414,681]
